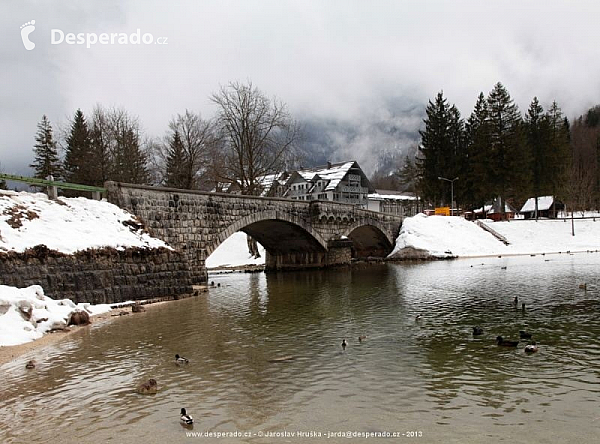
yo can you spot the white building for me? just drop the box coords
[214,161,418,215]
[367,189,419,216]
[279,161,373,206]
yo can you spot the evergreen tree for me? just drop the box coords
[112,126,149,184]
[30,115,62,180]
[397,155,418,193]
[546,102,570,197]
[89,108,112,186]
[64,109,93,185]
[485,83,528,217]
[463,92,491,209]
[165,130,188,187]
[524,97,550,217]
[417,91,464,206]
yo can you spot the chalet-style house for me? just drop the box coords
[212,161,417,215]
[520,196,564,219]
[213,161,374,206]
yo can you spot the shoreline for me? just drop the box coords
[2,246,596,366]
[386,248,600,262]
[0,291,205,367]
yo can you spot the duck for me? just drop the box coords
[341,339,347,350]
[415,314,422,321]
[25,360,36,369]
[180,408,194,425]
[519,330,532,339]
[358,335,367,342]
[524,342,539,353]
[472,326,483,336]
[496,336,519,347]
[513,296,518,306]
[175,354,189,364]
[137,378,158,394]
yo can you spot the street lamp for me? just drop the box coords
[438,176,459,216]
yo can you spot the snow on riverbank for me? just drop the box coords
[389,213,600,259]
[0,190,168,254]
[0,285,112,346]
[206,232,265,268]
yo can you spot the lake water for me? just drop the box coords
[1,254,600,443]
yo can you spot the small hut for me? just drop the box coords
[520,196,564,219]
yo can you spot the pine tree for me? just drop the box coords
[397,155,418,192]
[112,127,149,184]
[486,83,528,217]
[89,109,112,186]
[165,130,188,187]
[524,97,549,218]
[64,109,93,185]
[546,102,570,197]
[30,115,62,180]
[463,92,491,209]
[417,91,464,206]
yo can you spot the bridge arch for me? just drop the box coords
[343,221,395,258]
[206,210,328,259]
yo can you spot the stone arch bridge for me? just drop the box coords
[106,182,403,284]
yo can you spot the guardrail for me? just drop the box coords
[0,173,106,199]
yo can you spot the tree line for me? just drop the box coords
[406,82,600,215]
[27,81,300,196]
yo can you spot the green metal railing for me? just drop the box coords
[0,173,106,193]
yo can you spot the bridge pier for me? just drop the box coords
[264,238,353,271]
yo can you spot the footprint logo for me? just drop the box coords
[20,20,36,51]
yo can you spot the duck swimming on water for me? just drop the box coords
[137,378,158,394]
[175,354,189,364]
[524,342,539,353]
[180,408,194,425]
[472,326,483,336]
[496,336,519,347]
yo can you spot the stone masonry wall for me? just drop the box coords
[0,246,194,304]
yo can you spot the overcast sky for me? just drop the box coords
[1,0,599,175]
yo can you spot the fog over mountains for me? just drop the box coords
[298,98,424,175]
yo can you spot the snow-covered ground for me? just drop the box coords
[0,285,112,346]
[389,213,600,259]
[206,232,265,268]
[0,190,168,253]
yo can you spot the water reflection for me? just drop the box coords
[1,255,600,443]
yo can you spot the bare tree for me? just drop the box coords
[211,81,299,195]
[166,110,215,189]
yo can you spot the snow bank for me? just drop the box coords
[389,214,506,258]
[490,218,600,255]
[0,191,169,253]
[0,285,112,346]
[389,214,600,259]
[206,232,265,268]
